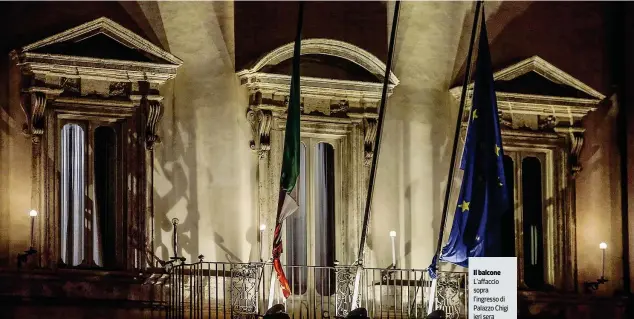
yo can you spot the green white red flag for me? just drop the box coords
[271,2,303,299]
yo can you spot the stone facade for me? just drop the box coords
[0,1,632,318]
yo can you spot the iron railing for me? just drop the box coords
[165,260,468,319]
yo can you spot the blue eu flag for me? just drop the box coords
[429,16,509,278]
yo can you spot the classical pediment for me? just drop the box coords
[450,56,605,131]
[21,17,181,65]
[451,56,604,100]
[14,17,181,84]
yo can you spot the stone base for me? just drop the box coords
[0,267,168,319]
[518,290,630,319]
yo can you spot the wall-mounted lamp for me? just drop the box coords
[259,224,266,262]
[584,242,609,293]
[29,210,37,249]
[17,209,38,269]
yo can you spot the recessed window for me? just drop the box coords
[287,142,308,294]
[60,123,119,269]
[501,155,515,258]
[60,123,86,267]
[522,157,544,288]
[314,142,335,296]
[286,141,336,296]
[94,126,117,268]
[503,151,546,289]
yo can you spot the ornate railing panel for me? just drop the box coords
[231,263,263,318]
[434,272,468,319]
[334,265,358,317]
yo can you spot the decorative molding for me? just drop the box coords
[498,110,513,128]
[554,127,585,177]
[241,74,395,154]
[145,96,164,150]
[363,119,377,167]
[109,82,131,97]
[20,87,64,136]
[538,115,558,130]
[61,77,80,94]
[332,100,350,113]
[128,95,165,150]
[238,39,398,120]
[17,53,179,84]
[246,107,272,158]
[237,38,398,86]
[239,73,395,105]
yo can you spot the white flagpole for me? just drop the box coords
[268,267,276,309]
[350,266,362,310]
[427,278,438,315]
[351,0,401,311]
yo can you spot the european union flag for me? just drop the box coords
[429,15,509,278]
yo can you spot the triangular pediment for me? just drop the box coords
[451,56,604,101]
[21,17,182,65]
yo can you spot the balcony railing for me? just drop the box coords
[165,260,468,319]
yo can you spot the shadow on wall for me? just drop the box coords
[153,111,200,264]
[430,92,455,268]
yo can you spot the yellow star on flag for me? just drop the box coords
[495,144,500,157]
[472,109,478,120]
[459,200,470,212]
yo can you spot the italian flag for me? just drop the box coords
[271,2,303,300]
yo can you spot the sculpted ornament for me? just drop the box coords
[20,87,64,138]
[146,97,164,150]
[363,119,377,166]
[554,127,585,178]
[538,115,557,130]
[331,100,350,113]
[247,108,272,158]
[569,130,584,177]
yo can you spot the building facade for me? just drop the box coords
[0,1,632,318]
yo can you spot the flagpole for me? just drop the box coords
[269,0,304,306]
[427,2,482,314]
[351,0,401,310]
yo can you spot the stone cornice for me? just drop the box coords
[17,52,179,84]
[451,91,599,116]
[240,72,394,102]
